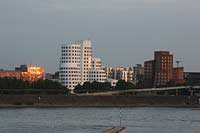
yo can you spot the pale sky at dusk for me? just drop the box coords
[0,0,200,73]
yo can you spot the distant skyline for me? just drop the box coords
[0,0,200,73]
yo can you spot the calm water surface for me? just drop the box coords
[0,107,199,133]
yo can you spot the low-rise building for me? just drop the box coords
[104,67,134,83]
[104,67,114,80]
[133,64,145,85]
[184,72,200,85]
[45,72,60,82]
[0,65,45,82]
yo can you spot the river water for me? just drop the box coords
[0,107,199,133]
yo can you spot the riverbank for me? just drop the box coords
[0,95,199,108]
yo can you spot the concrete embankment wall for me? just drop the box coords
[0,95,199,107]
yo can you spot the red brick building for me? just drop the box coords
[154,51,173,86]
[144,51,184,87]
[173,67,185,84]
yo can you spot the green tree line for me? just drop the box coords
[74,80,136,93]
[74,81,112,93]
[115,80,136,90]
[0,77,69,94]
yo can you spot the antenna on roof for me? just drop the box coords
[176,61,182,67]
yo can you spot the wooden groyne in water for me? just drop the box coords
[103,127,126,133]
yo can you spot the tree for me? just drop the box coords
[74,81,112,93]
[0,77,69,94]
[0,77,29,89]
[31,79,68,90]
[115,80,135,90]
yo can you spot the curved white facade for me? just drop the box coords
[59,40,106,91]
[80,40,92,84]
[89,58,106,82]
[59,43,82,89]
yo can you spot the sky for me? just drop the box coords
[0,0,200,73]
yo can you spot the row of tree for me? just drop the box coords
[74,81,112,93]
[74,80,136,93]
[0,77,137,94]
[115,80,136,90]
[0,77,69,94]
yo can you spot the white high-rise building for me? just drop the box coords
[59,39,106,91]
